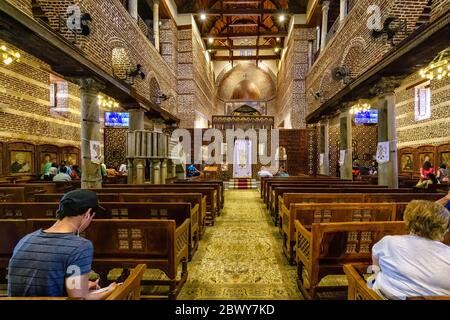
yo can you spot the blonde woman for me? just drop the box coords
[370,200,450,299]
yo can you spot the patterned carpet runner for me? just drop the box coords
[227,178,258,189]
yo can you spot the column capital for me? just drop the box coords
[321,0,330,11]
[72,77,105,92]
[370,77,404,96]
[153,0,160,5]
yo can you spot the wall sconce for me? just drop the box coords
[1,45,21,65]
[97,94,119,109]
[349,100,371,115]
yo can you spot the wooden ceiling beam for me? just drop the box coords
[202,31,287,39]
[209,44,275,50]
[194,9,286,16]
[212,55,279,61]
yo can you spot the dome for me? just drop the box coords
[231,80,261,100]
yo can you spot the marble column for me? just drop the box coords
[128,108,145,131]
[339,0,347,24]
[339,109,353,180]
[319,120,330,175]
[320,1,330,52]
[127,158,134,184]
[160,159,167,184]
[153,0,160,52]
[134,159,146,184]
[127,107,145,184]
[128,0,138,21]
[371,77,403,188]
[152,160,161,184]
[79,78,104,189]
[171,160,177,178]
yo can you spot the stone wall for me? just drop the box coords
[276,26,316,129]
[395,73,450,148]
[306,0,431,118]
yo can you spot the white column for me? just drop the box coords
[79,79,104,189]
[340,0,347,24]
[372,78,402,188]
[319,120,330,175]
[128,0,138,21]
[339,109,353,180]
[153,0,160,52]
[320,1,330,52]
[152,160,161,184]
[160,159,167,184]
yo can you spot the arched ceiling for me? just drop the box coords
[174,0,308,62]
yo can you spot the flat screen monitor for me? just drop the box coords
[104,112,129,127]
[354,110,378,125]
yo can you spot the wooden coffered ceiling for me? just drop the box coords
[174,0,308,61]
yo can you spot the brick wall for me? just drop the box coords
[395,73,450,148]
[277,26,316,129]
[306,0,430,118]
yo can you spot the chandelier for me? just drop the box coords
[349,101,371,115]
[97,94,119,109]
[420,47,450,81]
[1,45,21,65]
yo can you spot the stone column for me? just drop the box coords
[78,79,104,189]
[319,120,330,175]
[128,0,138,21]
[134,159,146,184]
[152,160,161,184]
[339,109,353,180]
[127,107,145,184]
[153,0,160,52]
[371,78,403,188]
[160,159,168,184]
[339,0,347,24]
[320,0,330,52]
[171,160,177,178]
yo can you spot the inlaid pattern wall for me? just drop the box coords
[395,74,450,148]
[352,124,378,168]
[104,127,127,170]
[329,123,340,177]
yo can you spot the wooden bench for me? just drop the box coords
[0,201,199,261]
[118,193,206,239]
[294,220,406,299]
[279,192,445,227]
[106,264,146,300]
[25,219,190,300]
[343,263,450,300]
[0,187,25,203]
[173,180,224,211]
[282,203,397,265]
[90,187,217,226]
[0,184,57,201]
[35,193,119,202]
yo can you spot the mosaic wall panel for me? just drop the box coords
[104,127,127,170]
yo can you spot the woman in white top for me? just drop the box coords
[371,200,450,299]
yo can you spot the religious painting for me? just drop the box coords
[419,152,434,168]
[63,153,77,166]
[10,151,33,175]
[40,152,57,175]
[440,152,450,168]
[400,154,414,172]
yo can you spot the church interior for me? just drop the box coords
[0,0,449,302]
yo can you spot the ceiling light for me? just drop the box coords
[1,44,21,66]
[279,15,286,22]
[208,37,214,44]
[200,13,207,21]
[420,47,450,81]
[274,47,280,53]
[276,37,281,42]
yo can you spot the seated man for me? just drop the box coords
[257,166,273,178]
[8,189,117,299]
[53,166,72,182]
[369,200,450,299]
[186,164,201,177]
[274,166,289,177]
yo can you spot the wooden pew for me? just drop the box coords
[0,220,28,283]
[25,219,189,300]
[295,220,406,299]
[118,193,206,239]
[173,180,224,211]
[282,203,397,265]
[279,192,445,226]
[0,184,57,201]
[106,264,146,300]
[90,187,217,226]
[0,202,199,261]
[35,193,119,202]
[344,263,450,300]
[0,187,25,203]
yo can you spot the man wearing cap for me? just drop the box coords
[7,189,117,299]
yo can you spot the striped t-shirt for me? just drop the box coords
[7,230,93,297]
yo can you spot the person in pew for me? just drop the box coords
[369,200,450,300]
[53,166,72,182]
[437,164,449,183]
[7,189,117,299]
[70,165,81,180]
[186,164,201,178]
[420,161,435,179]
[274,166,289,177]
[415,173,439,188]
[48,163,59,180]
